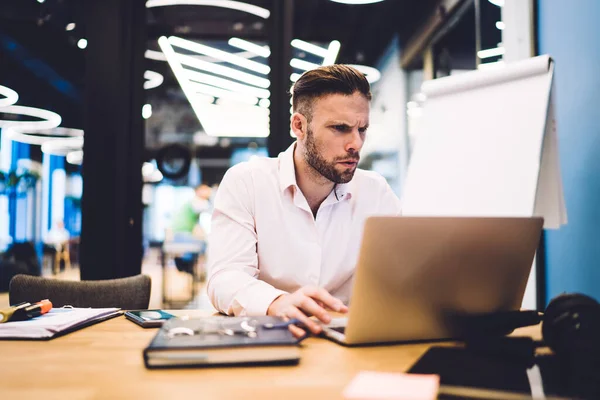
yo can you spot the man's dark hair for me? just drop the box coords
[291,65,372,121]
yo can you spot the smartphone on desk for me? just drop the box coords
[124,310,175,328]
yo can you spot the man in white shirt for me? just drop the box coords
[207,65,402,337]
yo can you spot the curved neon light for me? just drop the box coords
[329,0,385,4]
[146,0,270,19]
[41,135,84,156]
[0,85,19,108]
[144,70,164,89]
[0,105,62,131]
[66,150,84,165]
[4,126,81,146]
[347,64,381,83]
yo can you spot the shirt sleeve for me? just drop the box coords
[206,164,287,316]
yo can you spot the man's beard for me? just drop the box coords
[304,127,359,184]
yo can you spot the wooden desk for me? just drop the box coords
[0,310,541,400]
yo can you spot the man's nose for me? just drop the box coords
[346,129,364,153]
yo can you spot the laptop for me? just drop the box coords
[321,216,544,346]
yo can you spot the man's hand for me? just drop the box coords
[266,286,348,338]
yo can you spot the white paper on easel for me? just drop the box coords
[533,88,567,228]
[401,55,566,229]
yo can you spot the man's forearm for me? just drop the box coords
[207,268,287,316]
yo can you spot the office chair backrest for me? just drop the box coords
[9,274,152,310]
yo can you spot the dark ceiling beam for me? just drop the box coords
[267,0,294,157]
[400,0,470,69]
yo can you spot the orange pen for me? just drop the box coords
[24,299,53,319]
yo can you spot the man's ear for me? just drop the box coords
[290,112,307,139]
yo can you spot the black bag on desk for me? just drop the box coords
[143,316,300,369]
[409,293,600,400]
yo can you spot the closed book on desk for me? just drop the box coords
[143,316,300,368]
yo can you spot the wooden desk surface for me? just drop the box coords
[0,310,542,400]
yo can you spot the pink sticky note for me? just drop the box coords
[343,371,440,400]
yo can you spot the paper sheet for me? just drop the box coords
[0,307,120,339]
[343,371,439,400]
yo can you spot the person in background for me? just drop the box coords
[47,220,70,251]
[207,65,402,337]
[170,183,212,274]
[46,220,71,272]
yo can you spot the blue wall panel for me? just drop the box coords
[538,0,600,302]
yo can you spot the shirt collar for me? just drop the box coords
[278,142,298,194]
[278,141,354,200]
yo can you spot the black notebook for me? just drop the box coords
[143,316,301,368]
[408,346,595,399]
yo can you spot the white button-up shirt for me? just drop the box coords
[207,143,402,316]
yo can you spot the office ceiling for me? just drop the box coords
[2,0,463,167]
[0,0,441,123]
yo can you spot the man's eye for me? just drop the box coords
[334,125,348,131]
[359,128,368,134]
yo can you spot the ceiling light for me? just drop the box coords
[258,98,270,108]
[159,35,274,138]
[329,0,385,4]
[144,70,164,89]
[323,40,341,65]
[145,49,167,61]
[477,46,505,59]
[3,125,84,146]
[169,36,270,75]
[488,0,504,6]
[41,135,84,156]
[290,58,321,71]
[66,23,76,31]
[37,0,45,3]
[495,21,505,30]
[77,39,88,49]
[346,64,381,83]
[228,37,270,58]
[290,39,341,66]
[146,0,270,19]
[177,53,270,88]
[196,94,215,104]
[290,73,302,82]
[291,39,329,58]
[199,103,269,137]
[66,150,83,165]
[0,85,19,108]
[159,36,226,136]
[142,162,156,177]
[143,162,163,183]
[0,105,61,131]
[189,81,259,106]
[142,104,153,119]
[185,69,270,99]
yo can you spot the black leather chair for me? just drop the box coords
[8,274,151,309]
